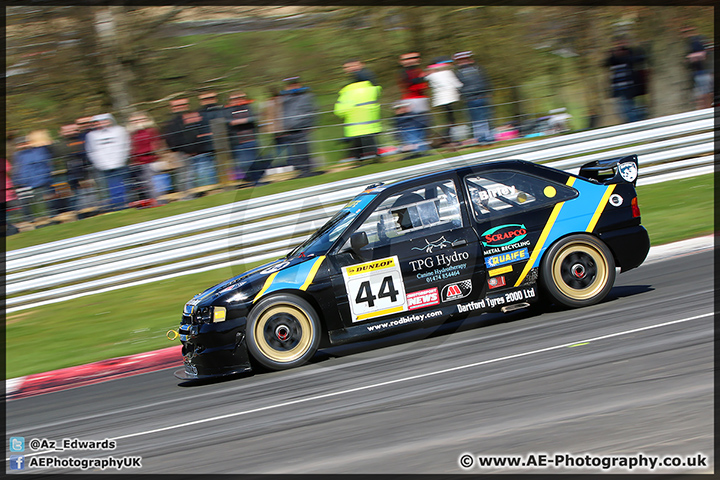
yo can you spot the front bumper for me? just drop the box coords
[175,317,253,379]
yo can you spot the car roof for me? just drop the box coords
[363,159,548,193]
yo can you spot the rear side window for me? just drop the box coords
[464,170,576,222]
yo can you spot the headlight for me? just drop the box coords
[195,307,212,323]
[212,306,227,323]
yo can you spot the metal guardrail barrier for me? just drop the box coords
[6,108,715,312]
[7,108,712,262]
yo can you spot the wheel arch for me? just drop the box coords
[245,290,324,370]
[539,231,609,270]
[537,231,616,308]
[250,288,328,340]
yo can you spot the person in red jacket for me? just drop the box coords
[398,52,430,109]
[398,52,432,151]
[5,158,20,235]
[127,111,162,206]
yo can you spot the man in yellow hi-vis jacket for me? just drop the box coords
[334,60,383,163]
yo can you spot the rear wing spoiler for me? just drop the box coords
[578,155,639,186]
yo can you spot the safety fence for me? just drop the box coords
[6,108,714,313]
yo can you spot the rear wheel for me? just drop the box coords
[246,294,321,370]
[540,234,616,308]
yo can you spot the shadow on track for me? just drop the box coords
[177,284,653,387]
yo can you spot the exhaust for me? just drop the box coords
[501,302,530,313]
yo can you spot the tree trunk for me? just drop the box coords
[405,7,426,54]
[94,7,133,120]
[643,8,691,117]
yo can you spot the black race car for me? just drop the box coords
[174,155,650,379]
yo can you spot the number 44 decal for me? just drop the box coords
[355,276,400,307]
[342,256,408,322]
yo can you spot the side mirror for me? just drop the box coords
[350,231,369,253]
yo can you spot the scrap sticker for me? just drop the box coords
[485,248,529,269]
[342,256,408,322]
[407,287,440,310]
[441,279,472,302]
[480,224,527,247]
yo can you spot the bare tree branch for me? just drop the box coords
[126,6,186,46]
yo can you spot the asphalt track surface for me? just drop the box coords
[7,249,714,474]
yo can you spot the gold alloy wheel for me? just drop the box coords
[551,241,609,301]
[253,304,314,363]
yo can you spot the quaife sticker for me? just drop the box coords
[407,288,440,310]
[485,248,529,268]
[342,256,408,322]
[441,279,472,302]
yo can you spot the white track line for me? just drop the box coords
[13,311,712,460]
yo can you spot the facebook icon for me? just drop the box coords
[9,455,25,470]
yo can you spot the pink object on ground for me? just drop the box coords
[7,345,182,400]
[495,129,519,142]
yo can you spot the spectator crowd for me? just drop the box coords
[5,34,713,235]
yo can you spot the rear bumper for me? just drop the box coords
[177,318,252,379]
[599,225,650,272]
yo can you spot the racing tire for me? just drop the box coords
[540,234,616,308]
[246,294,321,371]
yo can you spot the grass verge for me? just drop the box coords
[5,173,713,378]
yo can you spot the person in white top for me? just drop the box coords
[85,113,131,211]
[425,57,463,144]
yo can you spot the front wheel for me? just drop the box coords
[540,234,616,308]
[246,294,321,371]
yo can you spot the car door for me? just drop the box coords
[330,177,487,329]
[462,167,578,291]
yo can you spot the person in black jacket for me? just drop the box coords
[227,91,266,185]
[163,98,193,195]
[453,50,494,145]
[605,36,644,123]
[182,109,218,188]
[279,76,321,178]
[57,123,94,212]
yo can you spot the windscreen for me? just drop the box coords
[289,193,376,257]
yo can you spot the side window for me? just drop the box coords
[465,170,576,221]
[353,180,463,249]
